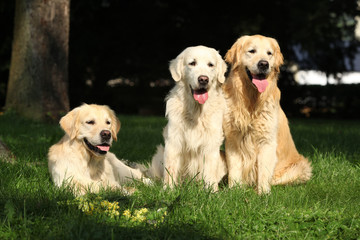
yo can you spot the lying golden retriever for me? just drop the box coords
[149,46,228,190]
[223,35,312,194]
[48,104,145,194]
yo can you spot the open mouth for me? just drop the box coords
[246,68,269,93]
[246,68,267,81]
[84,138,110,155]
[190,85,208,104]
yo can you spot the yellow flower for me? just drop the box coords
[123,209,132,219]
[137,208,149,215]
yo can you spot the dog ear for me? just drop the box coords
[169,51,185,82]
[59,106,82,140]
[270,38,284,72]
[216,51,227,83]
[107,107,121,141]
[225,35,249,69]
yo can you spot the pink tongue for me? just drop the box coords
[97,145,110,152]
[193,91,208,104]
[252,78,268,93]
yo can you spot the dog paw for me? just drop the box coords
[122,186,136,196]
[257,185,271,195]
[142,177,152,185]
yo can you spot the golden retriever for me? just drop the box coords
[223,35,312,194]
[149,46,228,190]
[48,104,145,194]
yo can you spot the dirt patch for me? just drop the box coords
[0,139,15,163]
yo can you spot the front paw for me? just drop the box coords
[228,177,244,189]
[162,181,176,190]
[142,177,152,185]
[122,186,136,195]
[257,184,271,195]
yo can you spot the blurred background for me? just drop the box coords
[1,0,359,119]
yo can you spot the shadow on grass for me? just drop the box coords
[289,118,360,166]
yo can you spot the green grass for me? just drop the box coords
[0,112,359,239]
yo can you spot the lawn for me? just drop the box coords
[0,112,359,239]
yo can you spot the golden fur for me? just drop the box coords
[223,35,312,194]
[149,46,228,190]
[48,104,145,195]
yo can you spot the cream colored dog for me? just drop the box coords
[223,35,312,194]
[48,104,144,194]
[149,46,228,190]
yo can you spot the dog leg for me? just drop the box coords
[225,139,246,188]
[106,152,143,182]
[163,144,182,188]
[202,151,226,191]
[256,141,277,194]
[69,178,118,196]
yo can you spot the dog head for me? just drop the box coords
[59,104,121,156]
[169,45,227,104]
[225,35,283,93]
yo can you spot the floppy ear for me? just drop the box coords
[270,38,284,72]
[169,51,185,82]
[216,51,227,83]
[107,107,121,141]
[225,35,249,69]
[59,106,81,140]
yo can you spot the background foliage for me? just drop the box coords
[0,0,359,116]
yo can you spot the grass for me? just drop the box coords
[0,112,359,239]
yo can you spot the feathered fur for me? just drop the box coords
[223,35,312,194]
[149,46,228,190]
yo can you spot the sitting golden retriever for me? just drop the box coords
[48,104,144,194]
[223,35,312,194]
[149,46,228,190]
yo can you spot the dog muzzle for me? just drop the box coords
[84,138,110,155]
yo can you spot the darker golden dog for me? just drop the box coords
[223,35,312,194]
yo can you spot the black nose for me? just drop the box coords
[198,75,209,85]
[258,60,269,71]
[100,130,111,141]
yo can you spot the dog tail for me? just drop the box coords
[272,155,312,186]
[135,144,164,179]
[148,144,165,179]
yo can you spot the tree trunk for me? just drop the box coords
[5,0,70,121]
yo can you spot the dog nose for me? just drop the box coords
[100,130,111,141]
[198,75,209,85]
[258,60,269,71]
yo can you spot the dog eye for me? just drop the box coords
[86,120,95,125]
[248,49,256,54]
[208,62,214,67]
[267,51,273,56]
[189,61,196,66]
[106,120,111,125]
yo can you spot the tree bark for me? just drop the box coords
[5,0,70,121]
